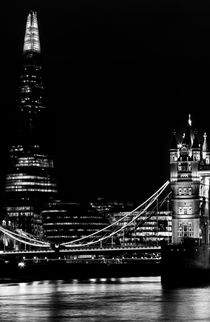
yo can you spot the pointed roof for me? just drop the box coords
[202,132,208,152]
[188,114,192,127]
[23,11,41,53]
[192,130,200,149]
[182,131,191,146]
[183,114,193,147]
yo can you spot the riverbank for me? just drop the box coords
[0,258,161,282]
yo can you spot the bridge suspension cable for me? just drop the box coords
[122,190,171,237]
[0,226,51,248]
[0,181,170,250]
[61,180,170,248]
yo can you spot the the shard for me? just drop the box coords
[3,11,57,238]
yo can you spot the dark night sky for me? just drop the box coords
[0,0,210,203]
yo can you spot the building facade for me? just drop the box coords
[110,211,172,246]
[42,201,111,245]
[3,12,58,237]
[170,115,210,244]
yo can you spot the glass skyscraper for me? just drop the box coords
[3,11,58,238]
[3,11,111,244]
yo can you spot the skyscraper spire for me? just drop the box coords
[3,11,57,238]
[23,11,41,53]
[17,11,45,133]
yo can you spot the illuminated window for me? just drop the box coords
[178,207,192,215]
[188,207,192,214]
[180,174,189,178]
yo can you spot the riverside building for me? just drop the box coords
[111,211,172,246]
[42,201,111,244]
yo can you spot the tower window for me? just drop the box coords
[179,207,192,215]
[180,174,189,178]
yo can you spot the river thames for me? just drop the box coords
[0,277,209,321]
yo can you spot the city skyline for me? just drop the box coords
[0,3,210,321]
[0,2,210,203]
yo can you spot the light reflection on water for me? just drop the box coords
[0,277,210,321]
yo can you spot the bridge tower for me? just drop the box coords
[170,115,210,244]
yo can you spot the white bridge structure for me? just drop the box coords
[0,181,170,254]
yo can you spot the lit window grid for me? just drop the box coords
[7,174,53,180]
[6,187,57,193]
[6,181,56,187]
[23,12,41,53]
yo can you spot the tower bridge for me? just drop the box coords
[0,11,172,257]
[1,111,210,262]
[1,11,210,275]
[0,181,169,258]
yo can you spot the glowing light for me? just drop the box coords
[18,262,25,269]
[23,11,41,53]
[89,278,97,283]
[188,114,192,126]
[100,278,107,282]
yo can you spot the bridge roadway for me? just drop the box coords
[0,245,161,259]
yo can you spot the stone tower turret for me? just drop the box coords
[170,116,204,244]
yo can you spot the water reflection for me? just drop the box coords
[161,286,210,321]
[0,277,209,321]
